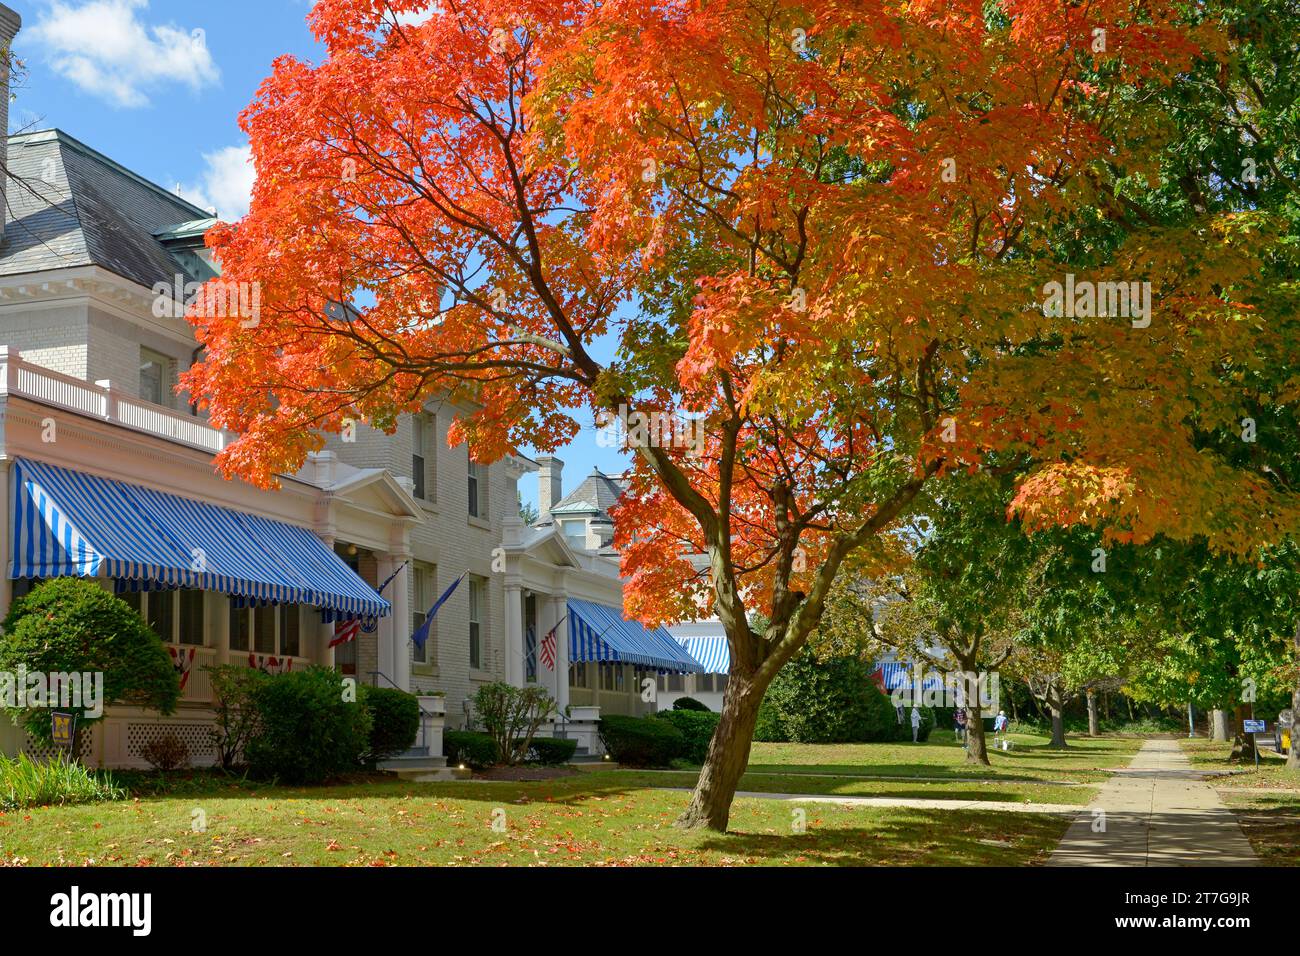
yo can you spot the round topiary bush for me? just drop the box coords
[672,696,711,712]
[598,714,684,767]
[0,578,179,747]
[652,708,720,763]
[526,736,578,765]
[444,730,499,770]
[245,666,372,784]
[359,685,421,764]
[761,647,902,743]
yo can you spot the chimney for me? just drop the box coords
[0,4,19,251]
[537,455,563,520]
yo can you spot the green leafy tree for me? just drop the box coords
[0,579,179,754]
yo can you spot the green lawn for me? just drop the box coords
[1178,738,1300,790]
[0,772,1070,867]
[0,732,1147,866]
[743,732,1145,784]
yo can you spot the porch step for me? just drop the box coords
[387,765,473,782]
[378,754,446,771]
[379,754,472,782]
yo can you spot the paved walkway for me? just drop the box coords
[658,787,1080,814]
[1047,738,1257,866]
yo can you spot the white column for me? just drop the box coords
[549,593,569,713]
[390,554,411,692]
[503,574,523,687]
[375,552,396,685]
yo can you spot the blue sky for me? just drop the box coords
[11,0,631,509]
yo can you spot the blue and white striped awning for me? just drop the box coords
[10,458,388,619]
[676,635,729,674]
[875,661,945,692]
[568,598,704,674]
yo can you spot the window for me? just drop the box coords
[148,589,174,642]
[280,604,301,658]
[179,590,204,645]
[412,414,432,501]
[254,604,276,653]
[139,348,171,407]
[230,602,303,657]
[411,563,435,665]
[524,592,538,683]
[469,575,486,669]
[468,456,488,518]
[657,672,684,693]
[600,662,625,692]
[570,662,589,689]
[229,603,250,651]
[562,520,586,546]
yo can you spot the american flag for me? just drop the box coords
[539,616,564,671]
[331,617,361,648]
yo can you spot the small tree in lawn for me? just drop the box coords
[205,664,269,771]
[473,682,554,767]
[0,578,180,756]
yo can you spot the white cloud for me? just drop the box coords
[28,0,219,108]
[178,144,253,221]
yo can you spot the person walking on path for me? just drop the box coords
[993,710,1009,747]
[954,707,968,745]
[911,706,922,743]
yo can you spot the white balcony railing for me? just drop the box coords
[0,346,232,455]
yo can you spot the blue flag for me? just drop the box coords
[411,571,467,651]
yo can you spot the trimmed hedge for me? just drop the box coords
[359,685,420,764]
[245,666,371,784]
[598,714,684,767]
[757,648,938,743]
[444,730,498,770]
[652,709,720,763]
[672,696,711,712]
[526,737,578,766]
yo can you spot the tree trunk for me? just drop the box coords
[1047,684,1067,748]
[1288,624,1300,771]
[966,697,989,765]
[1210,709,1230,742]
[1086,689,1100,737]
[676,675,762,831]
[1126,695,1135,721]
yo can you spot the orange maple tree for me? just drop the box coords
[183,0,1293,829]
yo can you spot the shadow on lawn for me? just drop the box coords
[692,808,1070,866]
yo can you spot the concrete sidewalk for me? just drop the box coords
[1047,738,1257,867]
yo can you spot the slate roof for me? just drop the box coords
[547,467,628,520]
[0,129,214,288]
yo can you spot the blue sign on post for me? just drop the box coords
[1244,719,1266,734]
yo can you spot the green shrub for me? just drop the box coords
[205,664,268,771]
[753,698,785,741]
[359,685,420,764]
[0,753,125,810]
[598,714,684,767]
[245,666,371,784]
[761,648,905,743]
[0,578,179,747]
[444,730,499,770]
[526,736,578,766]
[652,708,720,763]
[672,696,711,712]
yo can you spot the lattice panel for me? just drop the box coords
[23,730,93,762]
[126,722,215,759]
